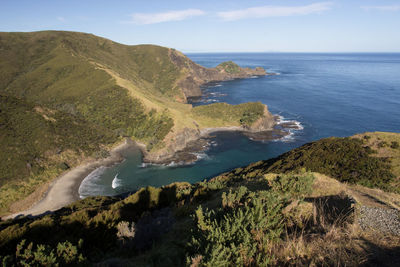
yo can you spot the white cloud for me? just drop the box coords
[362,5,400,11]
[129,9,205,25]
[217,2,333,21]
[57,16,66,22]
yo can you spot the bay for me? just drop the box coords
[79,53,400,197]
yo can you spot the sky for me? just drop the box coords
[1,0,400,52]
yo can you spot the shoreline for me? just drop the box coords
[3,118,300,221]
[2,139,136,220]
[140,116,299,165]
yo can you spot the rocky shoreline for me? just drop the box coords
[139,116,301,166]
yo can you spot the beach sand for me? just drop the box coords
[2,139,135,220]
[2,121,299,221]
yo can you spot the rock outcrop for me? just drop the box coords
[247,106,275,132]
[141,105,281,165]
[169,49,268,101]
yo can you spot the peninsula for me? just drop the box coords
[0,31,284,215]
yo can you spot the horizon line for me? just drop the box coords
[183,51,400,54]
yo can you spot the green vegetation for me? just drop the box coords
[224,136,398,192]
[193,102,265,127]
[1,133,400,265]
[0,31,182,100]
[216,61,241,74]
[0,95,117,213]
[0,172,316,266]
[10,239,86,266]
[3,31,399,265]
[0,183,191,264]
[0,31,175,146]
[0,31,181,213]
[0,31,270,213]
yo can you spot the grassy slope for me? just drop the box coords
[1,133,400,265]
[224,132,400,192]
[0,31,266,135]
[216,61,241,74]
[0,95,116,214]
[0,31,266,214]
[192,102,265,127]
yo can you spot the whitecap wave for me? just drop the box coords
[79,166,108,198]
[274,115,304,142]
[112,173,122,189]
[167,161,178,167]
[191,152,210,160]
[139,163,148,168]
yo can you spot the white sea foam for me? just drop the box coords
[140,163,148,168]
[192,152,210,160]
[111,173,122,189]
[167,161,178,167]
[274,115,304,142]
[79,166,108,198]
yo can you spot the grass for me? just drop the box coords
[216,61,241,74]
[0,95,116,214]
[222,134,399,192]
[353,132,400,178]
[192,102,265,127]
[1,163,400,265]
[0,31,272,213]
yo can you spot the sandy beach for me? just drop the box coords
[2,121,297,221]
[2,139,135,220]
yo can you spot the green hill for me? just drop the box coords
[0,31,271,214]
[222,132,400,192]
[0,132,399,266]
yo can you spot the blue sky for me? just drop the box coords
[1,0,399,52]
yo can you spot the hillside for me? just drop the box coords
[1,132,399,266]
[221,132,400,193]
[0,31,273,214]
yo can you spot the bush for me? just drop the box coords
[229,137,396,192]
[269,173,315,200]
[187,188,284,266]
[10,239,86,266]
[391,141,399,149]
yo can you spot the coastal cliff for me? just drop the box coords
[0,31,274,214]
[142,104,281,165]
[2,132,400,266]
[170,50,267,99]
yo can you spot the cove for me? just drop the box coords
[79,53,400,197]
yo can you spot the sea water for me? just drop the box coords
[79,53,400,197]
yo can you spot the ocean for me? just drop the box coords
[79,53,400,198]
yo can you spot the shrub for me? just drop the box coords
[229,137,396,191]
[11,239,85,266]
[221,186,248,208]
[378,141,388,148]
[187,189,284,266]
[116,221,136,248]
[391,141,399,149]
[269,173,315,200]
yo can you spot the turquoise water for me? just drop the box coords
[79,53,400,197]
